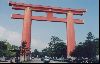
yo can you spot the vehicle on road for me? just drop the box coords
[41,57,44,61]
[43,57,50,63]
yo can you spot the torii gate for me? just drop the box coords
[9,1,86,57]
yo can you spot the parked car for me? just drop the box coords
[41,57,44,61]
[31,57,34,59]
[43,57,50,63]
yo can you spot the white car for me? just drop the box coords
[43,57,50,63]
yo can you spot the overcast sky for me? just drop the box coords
[0,0,99,52]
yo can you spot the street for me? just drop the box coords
[30,58,67,63]
[0,58,68,63]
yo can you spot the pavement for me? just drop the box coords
[0,60,10,63]
[0,58,68,63]
[30,58,43,63]
[30,58,67,63]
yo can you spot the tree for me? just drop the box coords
[22,41,27,49]
[0,40,7,57]
[32,49,39,58]
[71,32,99,58]
[86,32,94,41]
[0,40,7,50]
[42,48,49,57]
[0,40,19,58]
[42,36,67,59]
[93,38,99,55]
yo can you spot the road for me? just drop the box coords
[30,58,43,63]
[30,58,67,63]
[0,58,67,63]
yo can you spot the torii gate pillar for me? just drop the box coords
[22,7,32,50]
[21,7,32,61]
[66,11,75,57]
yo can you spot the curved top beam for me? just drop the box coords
[9,1,86,15]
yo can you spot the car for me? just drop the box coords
[43,57,50,63]
[41,57,44,61]
[57,58,63,62]
[31,57,34,59]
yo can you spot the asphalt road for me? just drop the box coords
[0,58,67,63]
[30,58,43,63]
[30,58,67,63]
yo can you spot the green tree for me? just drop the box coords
[42,36,67,58]
[0,40,7,57]
[0,40,19,58]
[93,38,99,55]
[42,48,49,57]
[72,32,99,58]
[22,41,27,49]
[86,32,94,41]
[32,49,39,58]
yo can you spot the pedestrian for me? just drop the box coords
[10,57,13,63]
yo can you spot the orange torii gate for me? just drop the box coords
[9,1,86,57]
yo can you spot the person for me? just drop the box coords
[10,57,13,63]
[15,57,19,63]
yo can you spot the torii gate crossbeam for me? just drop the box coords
[9,1,86,58]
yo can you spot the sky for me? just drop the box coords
[0,0,99,51]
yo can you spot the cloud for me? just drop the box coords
[31,38,48,52]
[0,26,21,46]
[0,26,6,39]
[0,26,47,51]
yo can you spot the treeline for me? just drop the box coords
[71,32,99,58]
[0,32,99,59]
[32,32,99,59]
[0,40,19,58]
